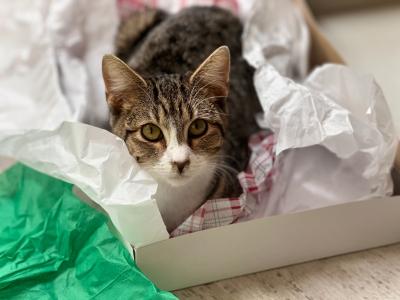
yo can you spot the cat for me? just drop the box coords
[102,6,262,233]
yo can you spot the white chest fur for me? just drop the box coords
[155,168,215,232]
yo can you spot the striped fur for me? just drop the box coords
[102,6,262,232]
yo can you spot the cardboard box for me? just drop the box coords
[134,1,400,291]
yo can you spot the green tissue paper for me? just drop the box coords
[0,164,176,300]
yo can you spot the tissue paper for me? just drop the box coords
[242,0,310,79]
[0,122,168,246]
[0,0,168,247]
[252,64,397,216]
[238,0,397,217]
[0,163,174,299]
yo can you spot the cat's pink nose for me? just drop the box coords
[172,160,190,174]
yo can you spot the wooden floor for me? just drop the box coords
[174,243,400,299]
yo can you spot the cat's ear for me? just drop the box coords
[102,54,147,114]
[190,46,230,99]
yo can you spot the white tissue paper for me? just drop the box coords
[242,0,310,80]
[250,64,397,217]
[243,0,397,216]
[0,0,168,247]
[0,0,397,248]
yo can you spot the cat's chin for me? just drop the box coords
[144,168,194,187]
[163,174,193,187]
[148,170,197,187]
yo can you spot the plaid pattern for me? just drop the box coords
[117,0,239,18]
[170,196,247,237]
[171,132,276,237]
[238,131,276,194]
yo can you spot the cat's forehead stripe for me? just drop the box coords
[127,75,223,141]
[152,77,189,143]
[150,79,159,103]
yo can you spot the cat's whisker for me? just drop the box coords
[191,95,226,109]
[208,153,242,166]
[213,167,237,187]
[188,79,208,104]
[190,81,214,104]
[188,79,204,101]
[207,160,240,176]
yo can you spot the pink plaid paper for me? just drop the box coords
[170,195,247,236]
[171,132,276,237]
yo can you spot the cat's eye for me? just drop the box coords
[189,119,208,138]
[141,124,163,141]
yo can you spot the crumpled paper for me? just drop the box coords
[238,0,397,218]
[253,64,397,215]
[0,122,168,246]
[48,0,118,127]
[0,163,175,299]
[0,1,72,130]
[242,0,310,80]
[0,0,168,247]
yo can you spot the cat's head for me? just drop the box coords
[102,46,230,186]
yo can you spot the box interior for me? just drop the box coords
[134,1,400,291]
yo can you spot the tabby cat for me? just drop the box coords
[102,6,261,232]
